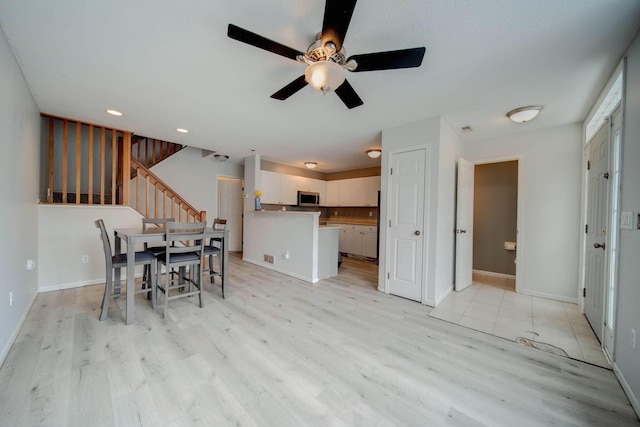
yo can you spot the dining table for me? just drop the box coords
[113,226,229,325]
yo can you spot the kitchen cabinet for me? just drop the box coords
[335,224,378,259]
[261,171,300,205]
[325,176,380,207]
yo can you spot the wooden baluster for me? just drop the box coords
[136,166,141,213]
[122,131,131,206]
[111,131,117,205]
[100,128,105,204]
[88,125,94,204]
[76,122,81,204]
[145,174,150,217]
[62,120,68,203]
[48,118,54,203]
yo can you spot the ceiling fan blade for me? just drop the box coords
[321,0,358,51]
[348,47,426,72]
[228,24,304,61]
[270,76,308,100]
[335,79,363,109]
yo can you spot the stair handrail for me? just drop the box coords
[130,157,206,223]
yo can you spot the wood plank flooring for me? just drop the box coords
[0,255,638,426]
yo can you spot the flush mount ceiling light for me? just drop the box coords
[366,149,382,159]
[507,106,543,123]
[106,109,123,116]
[176,128,189,133]
[214,154,229,162]
[304,161,318,169]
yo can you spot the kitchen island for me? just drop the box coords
[243,210,340,283]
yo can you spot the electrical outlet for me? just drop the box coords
[369,211,373,217]
[283,251,290,259]
[9,291,13,307]
[632,328,637,350]
[82,255,89,264]
[334,211,337,216]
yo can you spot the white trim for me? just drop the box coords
[0,291,38,368]
[472,269,516,280]
[38,272,144,293]
[242,257,318,283]
[613,362,640,419]
[434,286,452,305]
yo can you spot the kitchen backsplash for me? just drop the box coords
[260,204,378,223]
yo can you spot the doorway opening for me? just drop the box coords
[472,160,518,290]
[217,177,244,252]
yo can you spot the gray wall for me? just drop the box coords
[0,28,41,364]
[615,31,640,413]
[473,161,518,275]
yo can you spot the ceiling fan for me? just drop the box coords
[227,0,426,109]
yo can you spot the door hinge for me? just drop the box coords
[389,220,391,227]
[604,172,609,179]
[585,224,588,234]
[390,168,393,175]
[587,160,590,170]
[387,272,390,279]
[583,288,586,298]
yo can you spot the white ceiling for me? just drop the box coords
[1,0,639,172]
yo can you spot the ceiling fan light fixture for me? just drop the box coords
[304,161,318,169]
[305,61,346,94]
[507,106,543,123]
[367,149,382,159]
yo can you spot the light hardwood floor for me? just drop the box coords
[0,255,638,426]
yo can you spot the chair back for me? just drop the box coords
[165,222,206,262]
[95,219,113,267]
[213,218,227,231]
[142,217,176,231]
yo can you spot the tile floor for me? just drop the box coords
[429,272,610,368]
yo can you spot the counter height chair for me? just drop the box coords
[156,222,206,318]
[142,217,175,292]
[95,219,157,321]
[203,218,226,287]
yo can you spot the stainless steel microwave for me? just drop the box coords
[298,191,320,206]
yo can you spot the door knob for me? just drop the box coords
[460,229,467,234]
[415,230,421,236]
[594,242,606,249]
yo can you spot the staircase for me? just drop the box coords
[41,114,206,223]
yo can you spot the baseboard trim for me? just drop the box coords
[473,269,516,280]
[613,362,640,419]
[242,257,315,283]
[0,290,38,369]
[38,273,145,293]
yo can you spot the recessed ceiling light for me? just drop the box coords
[176,128,189,133]
[304,161,318,169]
[507,106,543,123]
[106,109,123,116]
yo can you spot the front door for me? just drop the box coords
[585,121,610,343]
[455,158,474,291]
[387,148,427,302]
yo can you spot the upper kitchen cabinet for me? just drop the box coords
[326,176,380,207]
[261,171,300,205]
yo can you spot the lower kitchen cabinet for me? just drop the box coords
[336,224,377,259]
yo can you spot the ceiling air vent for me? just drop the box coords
[461,126,473,133]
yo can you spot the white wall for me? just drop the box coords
[150,146,244,222]
[380,116,451,306]
[463,124,583,302]
[0,27,41,365]
[614,32,640,415]
[243,211,320,282]
[37,205,144,291]
[434,120,463,303]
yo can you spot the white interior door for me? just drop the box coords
[584,122,610,343]
[387,148,426,302]
[455,158,474,291]
[217,177,244,252]
[604,107,622,358]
